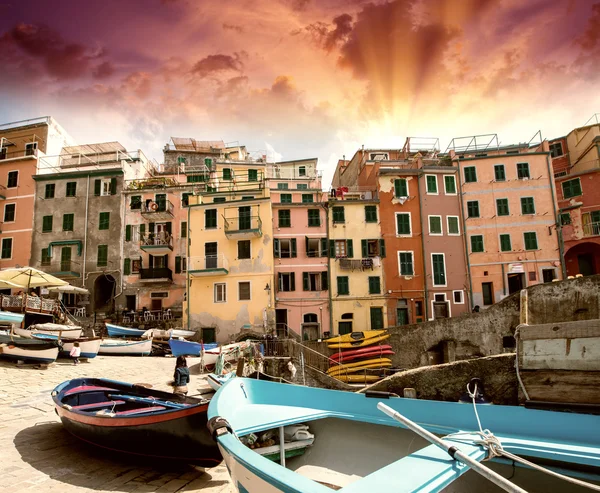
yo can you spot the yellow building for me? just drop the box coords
[186,162,275,343]
[328,191,387,335]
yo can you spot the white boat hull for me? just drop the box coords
[15,325,83,340]
[0,344,59,364]
[98,338,152,356]
[171,329,196,338]
[60,339,101,359]
[203,341,252,366]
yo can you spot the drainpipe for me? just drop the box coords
[456,162,474,308]
[186,204,191,330]
[546,154,566,279]
[417,172,429,320]
[82,175,90,288]
[324,203,333,335]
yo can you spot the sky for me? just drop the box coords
[0,0,599,186]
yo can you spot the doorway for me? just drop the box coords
[301,313,319,341]
[151,298,162,311]
[432,302,449,319]
[508,273,525,294]
[126,295,136,311]
[370,307,384,330]
[205,242,217,269]
[482,282,494,305]
[275,309,288,337]
[94,274,116,312]
[578,254,595,276]
[238,206,251,230]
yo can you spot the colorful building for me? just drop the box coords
[551,120,600,276]
[451,135,562,308]
[267,158,329,339]
[0,117,73,278]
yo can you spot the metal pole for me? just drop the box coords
[377,403,526,493]
[279,426,286,467]
[301,352,305,386]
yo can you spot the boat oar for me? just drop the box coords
[108,394,189,409]
[377,403,527,493]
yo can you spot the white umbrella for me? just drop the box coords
[47,285,89,294]
[0,267,68,290]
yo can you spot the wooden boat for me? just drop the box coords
[99,338,152,356]
[330,345,394,363]
[0,310,25,325]
[327,334,390,349]
[32,333,102,359]
[208,377,600,492]
[207,372,235,392]
[327,357,392,375]
[105,323,148,338]
[333,374,382,383]
[52,377,222,466]
[203,341,253,367]
[326,330,386,345]
[171,328,196,338]
[15,323,83,340]
[0,333,60,364]
[168,338,218,357]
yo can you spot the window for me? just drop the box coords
[453,290,464,304]
[494,165,506,182]
[297,183,308,190]
[242,196,254,201]
[334,239,350,257]
[298,166,306,177]
[45,184,55,199]
[332,206,345,224]
[517,162,530,179]
[560,212,571,226]
[7,171,18,188]
[214,283,226,303]
[467,201,480,218]
[248,169,258,182]
[303,272,327,291]
[398,251,414,276]
[222,168,232,180]
[550,142,563,158]
[337,276,349,295]
[444,175,456,194]
[471,235,484,253]
[496,198,509,216]
[543,269,556,283]
[360,238,385,258]
[370,307,384,330]
[500,234,512,252]
[42,215,53,233]
[280,193,292,203]
[278,272,295,292]
[368,276,381,294]
[3,203,15,222]
[369,152,389,160]
[41,248,51,266]
[130,195,142,209]
[238,240,251,259]
[274,238,297,258]
[521,197,535,215]
[426,175,438,194]
[205,209,217,229]
[396,212,411,235]
[1,238,12,259]
[277,183,289,190]
[177,156,187,165]
[339,314,353,335]
[365,205,377,223]
[181,221,187,238]
[99,178,115,196]
[447,216,460,235]
[394,179,408,197]
[0,147,5,160]
[238,281,251,301]
[187,174,205,183]
[302,194,313,203]
[132,258,141,273]
[306,237,327,257]
[63,213,74,231]
[529,271,537,282]
[524,231,538,250]
[562,178,582,199]
[213,197,226,203]
[432,254,446,286]
[482,282,494,305]
[464,166,477,183]
[97,245,108,267]
[66,182,77,197]
[429,216,442,235]
[307,209,320,227]
[99,212,110,230]
[25,142,38,155]
[278,209,291,228]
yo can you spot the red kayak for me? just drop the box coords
[330,345,394,363]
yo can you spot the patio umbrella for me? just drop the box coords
[0,267,68,290]
[47,285,89,294]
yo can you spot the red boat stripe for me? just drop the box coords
[116,406,166,416]
[65,385,117,396]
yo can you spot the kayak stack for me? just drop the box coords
[326,330,394,384]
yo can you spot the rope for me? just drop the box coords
[445,382,600,491]
[513,325,530,401]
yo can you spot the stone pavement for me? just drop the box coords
[0,355,235,492]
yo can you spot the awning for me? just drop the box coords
[47,240,83,257]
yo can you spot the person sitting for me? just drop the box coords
[172,356,190,395]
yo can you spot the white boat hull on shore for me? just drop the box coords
[203,341,252,367]
[15,324,83,340]
[0,344,59,364]
[99,338,152,356]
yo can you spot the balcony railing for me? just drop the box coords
[224,215,262,238]
[140,234,173,254]
[44,260,81,278]
[583,222,600,237]
[338,258,375,271]
[188,255,229,276]
[1,294,58,314]
[126,177,180,190]
[0,148,39,160]
[329,186,378,200]
[139,267,173,281]
[265,167,322,180]
[140,200,174,219]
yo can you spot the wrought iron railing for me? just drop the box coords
[141,199,174,214]
[188,255,229,271]
[139,267,173,280]
[583,222,600,237]
[140,234,173,248]
[224,215,262,232]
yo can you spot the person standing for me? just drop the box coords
[70,342,81,365]
[172,355,190,395]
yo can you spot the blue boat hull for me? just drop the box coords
[168,338,218,357]
[0,310,25,324]
[105,323,146,338]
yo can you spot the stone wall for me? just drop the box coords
[262,357,352,391]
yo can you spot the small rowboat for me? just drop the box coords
[203,341,252,367]
[52,377,222,466]
[0,333,60,364]
[0,310,25,325]
[32,333,102,359]
[14,323,83,340]
[171,328,196,338]
[105,323,148,338]
[168,338,217,357]
[99,338,152,356]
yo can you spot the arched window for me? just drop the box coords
[304,313,318,323]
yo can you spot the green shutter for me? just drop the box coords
[361,239,368,258]
[368,277,380,294]
[303,272,309,291]
[166,222,172,234]
[394,179,408,197]
[397,214,410,235]
[432,254,446,285]
[110,177,117,195]
[274,239,280,258]
[97,245,108,266]
[291,238,297,258]
[124,258,131,275]
[139,223,145,237]
[321,238,328,257]
[346,239,353,258]
[175,256,181,274]
[329,239,335,258]
[94,179,101,196]
[379,239,386,258]
[42,215,53,233]
[321,271,328,290]
[290,272,296,291]
[125,225,132,242]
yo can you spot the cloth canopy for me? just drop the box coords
[0,267,69,289]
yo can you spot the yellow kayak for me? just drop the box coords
[326,330,386,345]
[334,375,381,383]
[328,334,390,349]
[327,362,392,376]
[327,358,392,375]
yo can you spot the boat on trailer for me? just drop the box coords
[0,333,60,364]
[207,377,600,492]
[52,377,222,466]
[99,338,152,356]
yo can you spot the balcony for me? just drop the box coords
[224,216,262,239]
[0,148,39,161]
[583,222,600,237]
[329,186,378,201]
[188,255,229,277]
[338,258,375,271]
[140,234,173,255]
[45,260,81,278]
[139,267,173,282]
[140,200,175,221]
[1,294,58,315]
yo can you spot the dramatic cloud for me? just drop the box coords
[191,53,246,78]
[222,23,244,33]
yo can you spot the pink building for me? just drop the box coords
[268,159,330,339]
